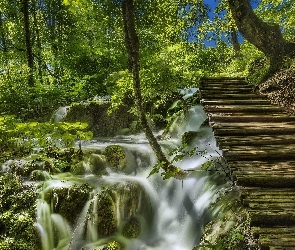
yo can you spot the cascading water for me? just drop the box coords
[35,102,230,250]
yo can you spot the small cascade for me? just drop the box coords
[53,106,70,122]
[35,103,229,250]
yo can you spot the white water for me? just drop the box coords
[35,105,229,250]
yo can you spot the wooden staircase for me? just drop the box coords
[199,77,295,249]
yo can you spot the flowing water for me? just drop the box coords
[35,104,229,250]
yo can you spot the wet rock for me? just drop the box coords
[94,189,117,237]
[89,154,108,175]
[0,173,39,250]
[46,183,92,225]
[122,217,141,238]
[2,157,56,178]
[63,101,135,137]
[104,145,127,172]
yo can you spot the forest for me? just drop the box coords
[0,0,295,249]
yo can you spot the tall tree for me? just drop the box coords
[121,0,183,177]
[22,0,34,86]
[228,0,295,73]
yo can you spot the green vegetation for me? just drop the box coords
[0,0,294,248]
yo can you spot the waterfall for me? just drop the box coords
[35,104,229,250]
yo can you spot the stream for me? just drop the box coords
[35,104,229,250]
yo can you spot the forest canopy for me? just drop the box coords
[0,0,294,120]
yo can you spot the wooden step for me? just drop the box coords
[216,135,295,147]
[249,210,295,227]
[200,93,260,99]
[202,99,270,105]
[213,126,295,136]
[224,146,295,161]
[204,104,282,113]
[209,114,295,123]
[227,161,295,172]
[235,173,295,187]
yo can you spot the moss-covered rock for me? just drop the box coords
[46,183,92,225]
[63,101,135,137]
[70,162,86,175]
[2,157,56,178]
[89,154,108,175]
[102,241,124,250]
[0,173,39,250]
[95,189,117,237]
[122,217,141,238]
[104,145,127,172]
[115,182,148,222]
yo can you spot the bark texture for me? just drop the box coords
[121,0,174,173]
[23,0,34,85]
[228,0,295,72]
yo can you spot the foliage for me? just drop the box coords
[0,173,39,250]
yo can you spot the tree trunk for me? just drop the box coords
[121,0,179,175]
[228,0,295,73]
[0,12,8,52]
[22,0,34,86]
[230,26,241,58]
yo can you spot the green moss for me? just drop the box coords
[89,154,107,175]
[103,241,124,250]
[49,183,92,225]
[95,189,117,237]
[122,217,141,238]
[70,162,86,175]
[104,145,127,172]
[0,173,39,249]
[63,101,135,137]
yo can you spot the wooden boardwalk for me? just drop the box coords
[199,77,295,249]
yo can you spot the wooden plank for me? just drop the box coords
[223,149,295,161]
[236,174,295,188]
[249,211,295,226]
[212,121,295,129]
[202,99,270,105]
[204,104,282,113]
[216,135,295,147]
[200,86,251,90]
[209,114,293,123]
[200,93,261,99]
[213,126,295,136]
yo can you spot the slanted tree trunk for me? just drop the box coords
[228,0,295,73]
[230,26,241,58]
[22,0,34,86]
[121,0,180,176]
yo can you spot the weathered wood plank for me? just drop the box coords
[204,104,282,113]
[213,126,295,136]
[202,99,270,105]
[236,174,295,187]
[200,93,261,100]
[216,135,295,147]
[209,114,294,123]
[212,121,295,129]
[249,211,295,226]
[224,150,295,161]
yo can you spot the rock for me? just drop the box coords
[46,183,92,225]
[122,217,141,238]
[63,101,135,137]
[93,189,117,237]
[89,154,107,175]
[104,145,127,172]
